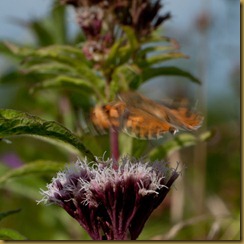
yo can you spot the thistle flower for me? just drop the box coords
[39,156,179,240]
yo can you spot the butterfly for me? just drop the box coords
[91,91,203,140]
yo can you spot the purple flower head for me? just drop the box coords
[60,0,171,62]
[39,156,179,240]
[76,6,104,39]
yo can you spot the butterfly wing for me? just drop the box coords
[165,106,203,131]
[121,107,177,139]
[91,101,126,133]
[119,91,203,132]
[91,91,203,139]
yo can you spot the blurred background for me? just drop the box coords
[0,0,240,240]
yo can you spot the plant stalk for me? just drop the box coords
[109,127,119,168]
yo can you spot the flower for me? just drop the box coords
[113,0,171,37]
[60,0,171,60]
[39,156,179,240]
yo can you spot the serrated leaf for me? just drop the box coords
[0,160,66,185]
[0,228,27,240]
[0,209,21,221]
[0,109,95,161]
[149,131,212,160]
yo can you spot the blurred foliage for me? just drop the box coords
[0,0,240,241]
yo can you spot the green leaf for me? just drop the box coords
[5,43,105,90]
[31,76,105,101]
[199,130,214,141]
[0,160,66,185]
[104,40,132,70]
[32,45,89,65]
[22,61,78,74]
[136,45,176,59]
[138,52,189,67]
[130,66,201,89]
[142,66,201,83]
[17,46,104,88]
[149,131,212,160]
[0,70,39,84]
[104,26,139,69]
[0,42,22,61]
[5,42,90,66]
[46,64,103,89]
[110,64,141,96]
[122,26,139,51]
[0,228,27,240]
[4,41,36,56]
[49,3,67,44]
[0,209,21,221]
[104,39,124,67]
[29,20,56,46]
[0,109,96,161]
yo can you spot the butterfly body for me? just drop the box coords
[91,92,203,140]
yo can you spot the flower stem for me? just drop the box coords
[109,127,119,166]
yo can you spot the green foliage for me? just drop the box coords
[0,160,66,185]
[0,209,21,222]
[0,0,239,241]
[0,209,27,240]
[0,109,95,161]
[149,131,213,160]
[0,228,27,240]
[102,28,200,97]
[4,43,105,99]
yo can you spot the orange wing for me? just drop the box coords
[91,92,203,139]
[91,101,126,132]
[119,91,203,131]
[165,106,203,131]
[121,107,178,139]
